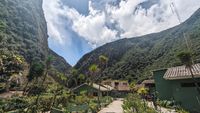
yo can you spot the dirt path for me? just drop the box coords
[147,102,177,113]
[99,99,123,113]
[0,91,23,98]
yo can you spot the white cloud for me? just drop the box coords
[107,0,200,38]
[43,0,72,45]
[43,0,200,48]
[66,2,118,48]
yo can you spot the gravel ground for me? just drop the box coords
[0,91,23,98]
[99,98,124,113]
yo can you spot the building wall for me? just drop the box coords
[171,79,200,112]
[153,69,200,112]
[153,69,173,100]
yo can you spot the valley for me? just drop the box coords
[0,0,200,113]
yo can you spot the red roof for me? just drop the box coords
[164,63,200,80]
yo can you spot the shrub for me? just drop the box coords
[122,94,157,113]
[27,85,46,96]
[1,97,28,112]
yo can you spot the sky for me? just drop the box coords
[43,0,200,66]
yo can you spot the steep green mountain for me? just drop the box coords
[0,0,71,77]
[75,8,200,81]
[49,50,71,74]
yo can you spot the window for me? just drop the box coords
[146,84,155,87]
[104,82,111,85]
[123,83,127,86]
[115,82,119,86]
[181,83,200,87]
[93,92,98,96]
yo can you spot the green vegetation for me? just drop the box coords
[0,0,199,112]
[0,53,113,112]
[123,94,157,113]
[157,100,189,113]
[0,93,113,113]
[0,51,25,92]
[0,0,47,62]
[0,0,71,86]
[75,8,200,82]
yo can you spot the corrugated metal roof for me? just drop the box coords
[72,83,110,91]
[102,85,115,90]
[142,80,155,84]
[164,63,200,80]
[92,83,110,91]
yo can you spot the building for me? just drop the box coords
[102,80,130,97]
[141,79,155,93]
[153,63,200,112]
[72,83,111,97]
[134,80,155,100]
[135,80,155,92]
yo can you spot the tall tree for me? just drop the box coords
[27,56,53,113]
[98,55,109,109]
[68,69,78,87]
[78,74,85,84]
[89,64,100,84]
[89,64,100,110]
[23,61,44,95]
[99,55,109,69]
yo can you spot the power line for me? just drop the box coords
[170,0,194,63]
[170,1,191,52]
[170,2,181,23]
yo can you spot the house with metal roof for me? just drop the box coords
[72,83,112,97]
[141,79,155,94]
[152,63,200,112]
[101,80,130,97]
[102,80,130,91]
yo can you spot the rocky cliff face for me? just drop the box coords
[0,0,71,75]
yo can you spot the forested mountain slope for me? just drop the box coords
[75,8,200,81]
[0,0,71,78]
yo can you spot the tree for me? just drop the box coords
[97,55,109,109]
[27,56,53,113]
[78,74,85,84]
[67,69,78,87]
[99,55,108,68]
[36,56,53,107]
[48,85,64,111]
[88,64,101,109]
[89,64,100,84]
[23,61,44,95]
[177,52,200,94]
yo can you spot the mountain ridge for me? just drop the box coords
[75,8,200,81]
[0,0,71,79]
